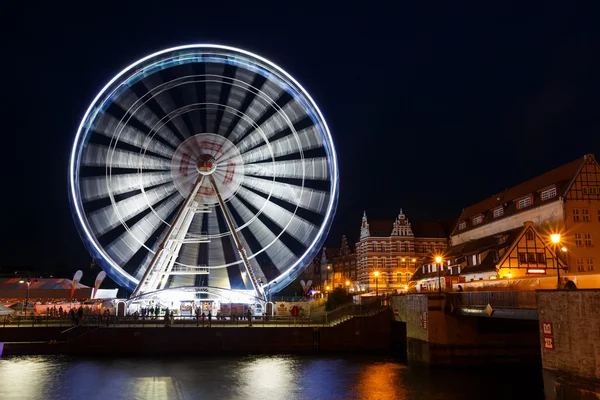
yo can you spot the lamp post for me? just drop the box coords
[374,271,379,297]
[326,264,331,291]
[435,256,443,294]
[18,271,31,316]
[550,234,561,289]
[345,280,350,291]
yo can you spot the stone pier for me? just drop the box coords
[391,294,540,366]
[537,290,600,399]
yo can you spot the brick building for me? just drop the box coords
[356,209,450,293]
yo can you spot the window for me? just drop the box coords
[472,215,483,225]
[517,196,532,209]
[458,221,466,231]
[519,253,527,264]
[583,187,589,195]
[577,258,585,272]
[582,209,590,222]
[396,242,401,252]
[591,187,598,195]
[528,253,537,264]
[526,231,534,240]
[382,258,387,268]
[575,233,582,247]
[373,243,377,252]
[585,233,593,247]
[373,257,378,267]
[402,242,408,252]
[493,207,504,218]
[573,208,580,222]
[397,273,401,283]
[536,253,546,264]
[587,258,595,272]
[541,187,557,201]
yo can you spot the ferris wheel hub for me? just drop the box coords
[197,154,217,175]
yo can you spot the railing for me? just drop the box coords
[446,290,538,310]
[0,302,388,329]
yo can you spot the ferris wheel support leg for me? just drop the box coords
[132,175,206,297]
[208,175,265,301]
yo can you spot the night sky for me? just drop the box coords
[3,3,600,285]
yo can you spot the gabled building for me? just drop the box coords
[411,222,565,291]
[356,209,450,293]
[332,235,357,290]
[451,153,600,276]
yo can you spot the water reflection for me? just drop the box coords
[353,362,408,400]
[0,355,544,400]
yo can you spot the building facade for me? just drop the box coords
[356,210,449,293]
[331,235,357,290]
[450,153,600,279]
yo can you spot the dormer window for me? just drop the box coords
[472,215,483,225]
[541,187,557,201]
[458,221,466,231]
[493,207,504,218]
[517,196,532,209]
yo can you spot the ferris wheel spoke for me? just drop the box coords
[228,197,298,274]
[89,182,179,237]
[236,100,308,154]
[178,66,205,135]
[235,187,318,245]
[227,79,285,144]
[244,157,330,180]
[241,176,329,214]
[141,74,192,140]
[217,68,256,136]
[81,171,172,202]
[82,144,171,170]
[94,113,175,158]
[113,88,182,149]
[205,63,225,134]
[105,194,181,265]
[240,125,323,164]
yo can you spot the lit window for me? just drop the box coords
[518,253,527,264]
[493,207,504,218]
[517,197,532,209]
[583,209,590,222]
[587,258,595,272]
[472,215,483,225]
[459,221,466,231]
[536,253,545,264]
[577,258,585,272]
[573,208,580,222]
[397,273,401,283]
[575,233,582,247]
[585,233,593,247]
[591,187,598,195]
[583,187,589,194]
[541,187,557,201]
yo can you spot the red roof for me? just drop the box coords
[453,154,591,235]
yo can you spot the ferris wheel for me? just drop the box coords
[69,44,338,300]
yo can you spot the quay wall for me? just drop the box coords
[0,310,392,356]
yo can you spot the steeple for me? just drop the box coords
[392,208,413,237]
[360,211,370,239]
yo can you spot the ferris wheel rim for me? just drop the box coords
[69,44,339,293]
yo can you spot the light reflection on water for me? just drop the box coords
[0,354,543,400]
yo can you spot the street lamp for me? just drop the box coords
[345,280,350,290]
[18,271,31,316]
[550,233,562,289]
[435,256,443,294]
[326,264,332,290]
[374,271,380,297]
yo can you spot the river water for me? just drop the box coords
[0,354,543,400]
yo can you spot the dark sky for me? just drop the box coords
[3,2,600,284]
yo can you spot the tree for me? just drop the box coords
[325,287,353,311]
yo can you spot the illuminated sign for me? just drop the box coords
[527,268,546,274]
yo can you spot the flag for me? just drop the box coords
[71,270,83,299]
[92,271,106,299]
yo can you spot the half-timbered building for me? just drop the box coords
[450,153,600,279]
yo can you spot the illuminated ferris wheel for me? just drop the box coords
[69,45,338,301]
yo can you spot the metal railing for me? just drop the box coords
[1,302,388,329]
[445,290,537,310]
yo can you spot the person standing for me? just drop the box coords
[563,277,577,290]
[246,308,252,327]
[207,310,212,327]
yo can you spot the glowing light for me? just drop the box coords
[345,281,350,286]
[550,234,561,244]
[19,280,24,284]
[412,258,416,262]
[373,271,380,278]
[435,256,442,263]
[561,247,567,252]
[326,286,330,291]
[507,272,513,279]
